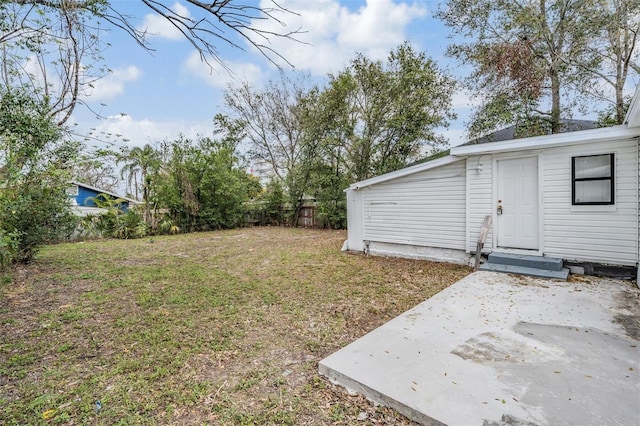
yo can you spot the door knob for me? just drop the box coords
[497,200,503,215]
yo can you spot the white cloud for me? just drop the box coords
[87,66,141,101]
[337,0,421,50]
[254,0,428,75]
[451,89,483,109]
[183,51,264,89]
[87,114,214,147]
[20,55,140,102]
[138,2,191,40]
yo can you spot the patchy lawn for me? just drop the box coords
[0,227,471,425]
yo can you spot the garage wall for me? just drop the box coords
[345,189,364,251]
[361,159,466,250]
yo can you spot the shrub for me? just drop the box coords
[82,195,148,239]
[0,183,78,264]
[0,89,80,266]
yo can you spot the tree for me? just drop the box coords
[263,178,285,225]
[437,0,640,138]
[7,1,302,65]
[154,115,261,232]
[134,1,303,69]
[598,94,634,126]
[0,89,79,265]
[224,72,320,227]
[0,0,300,253]
[1,1,303,124]
[582,0,640,123]
[72,152,119,192]
[314,42,456,182]
[289,43,456,228]
[224,71,313,180]
[118,143,159,226]
[156,137,199,231]
[186,137,253,229]
[0,1,110,125]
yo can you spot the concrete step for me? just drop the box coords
[486,252,564,271]
[479,262,570,280]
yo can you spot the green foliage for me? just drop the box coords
[224,45,455,230]
[246,178,287,226]
[437,0,639,138]
[154,116,261,232]
[284,43,456,229]
[190,138,252,229]
[118,143,160,227]
[264,179,285,225]
[81,194,147,239]
[0,229,20,269]
[0,1,111,125]
[0,89,79,266]
[309,165,348,229]
[597,95,633,127]
[314,42,456,182]
[0,184,78,263]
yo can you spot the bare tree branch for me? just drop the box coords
[12,0,304,68]
[1,1,305,125]
[138,0,305,70]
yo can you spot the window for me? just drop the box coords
[66,185,79,196]
[572,153,614,205]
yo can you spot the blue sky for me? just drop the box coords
[72,0,479,155]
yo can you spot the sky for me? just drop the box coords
[69,0,637,160]
[71,0,477,156]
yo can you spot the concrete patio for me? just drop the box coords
[319,271,640,425]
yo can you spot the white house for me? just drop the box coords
[344,86,640,278]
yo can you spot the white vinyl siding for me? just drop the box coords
[466,155,493,252]
[346,189,364,251]
[362,159,466,250]
[348,134,640,267]
[543,139,638,265]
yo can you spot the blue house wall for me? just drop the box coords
[70,183,131,212]
[76,186,102,207]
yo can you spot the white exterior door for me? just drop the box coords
[496,156,539,250]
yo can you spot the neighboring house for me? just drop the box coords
[67,181,138,216]
[344,86,640,279]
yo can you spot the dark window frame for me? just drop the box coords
[571,153,615,205]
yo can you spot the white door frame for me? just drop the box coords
[492,152,544,255]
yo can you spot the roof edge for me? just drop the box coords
[624,84,640,128]
[70,180,139,204]
[450,125,638,156]
[345,155,463,191]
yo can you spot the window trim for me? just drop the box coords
[571,153,614,205]
[66,184,79,197]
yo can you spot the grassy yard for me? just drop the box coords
[0,227,470,425]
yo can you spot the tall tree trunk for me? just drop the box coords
[550,67,561,133]
[133,172,139,201]
[616,75,625,123]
